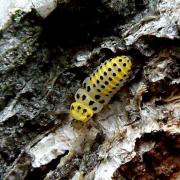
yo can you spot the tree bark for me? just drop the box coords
[0,0,179,179]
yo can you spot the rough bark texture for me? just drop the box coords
[0,0,179,180]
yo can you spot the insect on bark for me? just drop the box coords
[70,56,132,122]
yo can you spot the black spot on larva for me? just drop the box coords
[104,72,107,76]
[113,63,117,66]
[120,79,123,81]
[95,95,100,99]
[118,68,121,72]
[109,77,112,81]
[93,107,97,111]
[109,91,112,93]
[104,61,107,65]
[90,77,92,80]
[123,63,126,67]
[83,109,87,113]
[82,95,86,100]
[116,84,119,86]
[101,85,105,88]
[119,59,122,62]
[105,94,109,96]
[87,115,90,118]
[76,94,80,99]
[124,74,127,77]
[100,76,103,80]
[108,68,112,71]
[89,101,95,105]
[83,83,86,88]
[77,106,81,110]
[99,100,105,104]
[97,80,100,84]
[128,69,131,72]
[105,81,109,85]
[113,73,116,76]
[97,89,101,92]
[113,87,116,89]
[87,86,91,92]
[71,106,74,110]
[93,84,96,87]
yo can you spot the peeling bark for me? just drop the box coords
[0,0,179,179]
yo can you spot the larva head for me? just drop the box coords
[70,102,93,122]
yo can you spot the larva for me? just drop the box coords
[70,56,132,122]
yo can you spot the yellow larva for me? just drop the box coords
[70,56,132,122]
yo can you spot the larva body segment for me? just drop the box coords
[75,89,103,113]
[70,56,132,122]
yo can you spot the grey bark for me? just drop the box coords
[0,0,179,179]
